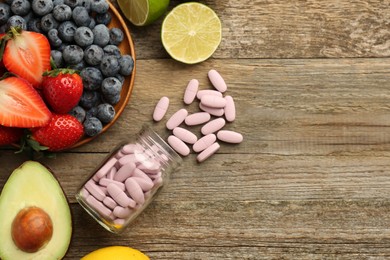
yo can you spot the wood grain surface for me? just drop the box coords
[1,0,390,259]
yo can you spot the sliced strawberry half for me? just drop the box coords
[0,77,51,127]
[1,27,51,88]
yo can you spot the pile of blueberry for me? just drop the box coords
[0,0,134,137]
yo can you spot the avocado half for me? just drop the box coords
[0,161,72,260]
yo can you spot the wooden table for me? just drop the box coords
[2,0,390,259]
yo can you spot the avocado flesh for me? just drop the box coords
[0,161,72,260]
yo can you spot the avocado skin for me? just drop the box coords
[0,160,73,260]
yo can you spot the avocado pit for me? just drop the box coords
[11,206,53,253]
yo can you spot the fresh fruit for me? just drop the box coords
[0,76,51,128]
[42,68,83,114]
[31,114,84,151]
[161,3,222,64]
[0,161,72,260]
[1,27,51,88]
[81,246,150,260]
[117,0,169,26]
[0,125,23,146]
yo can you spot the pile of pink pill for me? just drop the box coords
[153,69,243,162]
[79,143,165,228]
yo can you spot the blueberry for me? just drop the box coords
[32,0,53,16]
[85,107,98,119]
[52,4,72,22]
[90,0,109,14]
[53,0,64,6]
[102,93,120,105]
[0,24,7,33]
[96,103,115,124]
[69,105,86,123]
[74,26,94,47]
[92,24,109,47]
[109,27,124,46]
[95,12,111,25]
[84,44,104,66]
[69,59,86,71]
[51,50,63,68]
[27,17,42,32]
[6,15,26,31]
[48,28,63,48]
[88,17,95,29]
[72,6,91,27]
[22,11,34,24]
[103,45,121,58]
[79,90,101,109]
[11,0,31,16]
[83,116,103,136]
[101,76,122,98]
[115,74,125,84]
[56,42,69,52]
[100,55,120,77]
[62,44,84,65]
[78,0,91,11]
[64,0,79,9]
[80,67,103,90]
[58,20,77,42]
[0,3,11,25]
[40,13,59,32]
[119,55,134,76]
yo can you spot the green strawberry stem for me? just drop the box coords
[43,68,79,77]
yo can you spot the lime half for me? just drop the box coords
[161,3,222,64]
[117,0,170,26]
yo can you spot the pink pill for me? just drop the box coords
[131,177,154,192]
[184,79,199,105]
[201,95,227,108]
[196,89,223,99]
[86,195,112,218]
[118,154,137,167]
[114,150,125,159]
[185,112,211,126]
[199,103,224,117]
[114,162,136,182]
[103,196,118,210]
[132,167,149,180]
[148,171,162,180]
[201,118,226,135]
[208,69,227,93]
[224,96,236,122]
[166,108,188,130]
[80,188,90,199]
[125,178,145,205]
[138,161,161,174]
[173,127,198,144]
[107,167,117,180]
[85,180,106,201]
[153,96,170,121]
[121,143,137,154]
[217,130,243,144]
[113,206,134,218]
[193,134,217,152]
[167,135,190,156]
[114,218,126,226]
[95,157,117,180]
[197,142,220,163]
[107,183,136,208]
[99,178,126,191]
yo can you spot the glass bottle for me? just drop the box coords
[75,126,182,233]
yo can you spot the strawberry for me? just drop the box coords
[0,76,51,128]
[31,114,84,151]
[0,125,23,146]
[0,27,51,88]
[42,69,83,114]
